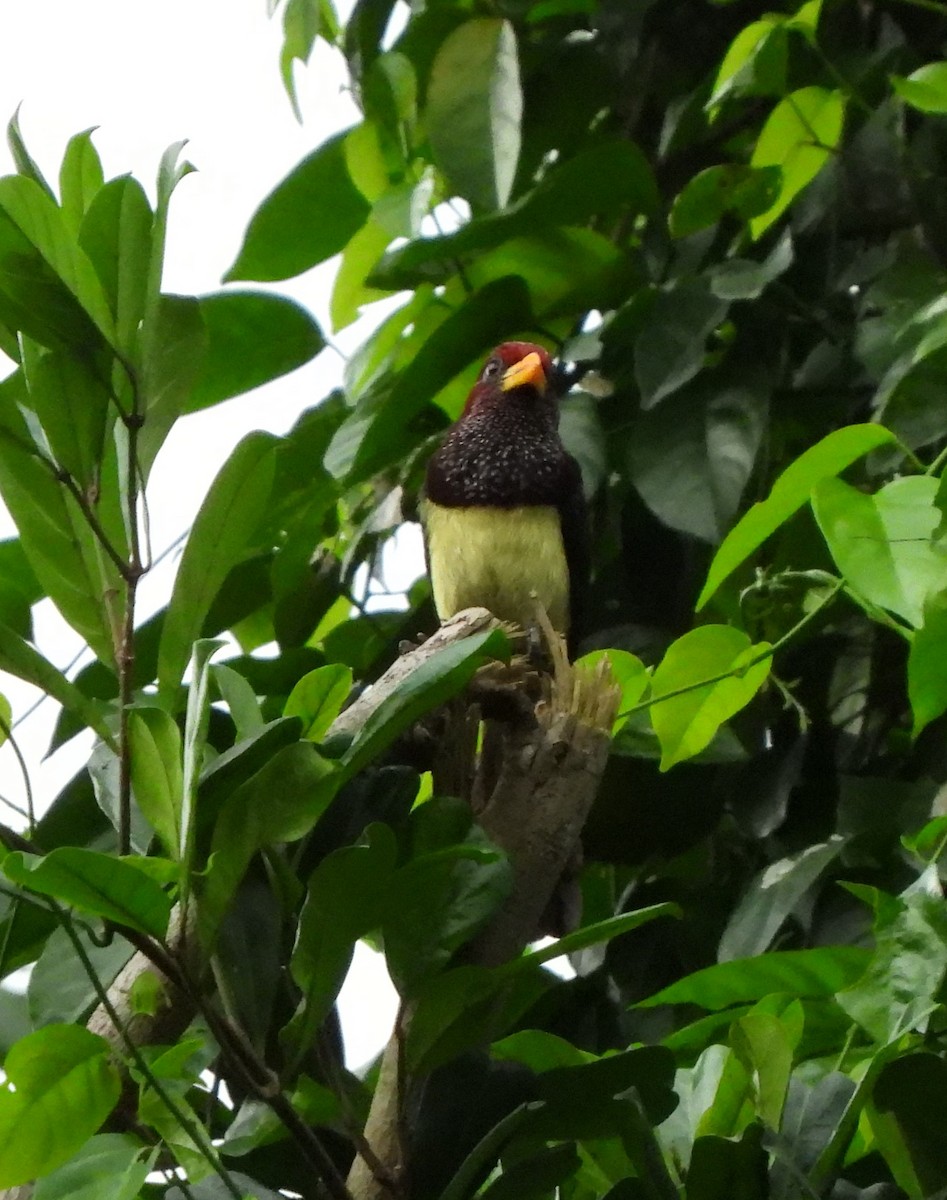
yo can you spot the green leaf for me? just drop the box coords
[670,165,782,238]
[286,824,397,1056]
[812,474,947,628]
[370,140,657,289]
[29,925,132,1028]
[892,62,947,115]
[26,348,111,488]
[697,424,897,609]
[639,946,870,1010]
[283,664,353,742]
[0,1025,120,1187]
[78,176,154,357]
[280,0,332,119]
[909,590,947,738]
[330,217,393,331]
[226,129,370,282]
[730,1008,797,1130]
[186,290,325,413]
[649,626,771,771]
[426,18,522,211]
[128,706,183,860]
[708,16,785,109]
[199,742,339,947]
[3,847,172,939]
[137,294,207,479]
[0,621,113,744]
[0,373,121,666]
[340,627,509,778]
[180,638,226,873]
[838,887,947,1043]
[33,1134,153,1200]
[874,1054,947,1197]
[0,538,42,639]
[158,433,279,694]
[749,87,845,238]
[719,839,844,962]
[211,664,264,740]
[634,281,728,409]
[6,109,56,199]
[58,129,105,233]
[480,1144,580,1200]
[526,903,681,966]
[385,837,512,994]
[627,376,768,541]
[0,176,116,345]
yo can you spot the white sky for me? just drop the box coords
[0,0,408,1065]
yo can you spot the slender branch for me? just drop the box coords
[55,908,246,1200]
[618,579,845,723]
[0,715,34,831]
[56,470,133,582]
[117,393,146,858]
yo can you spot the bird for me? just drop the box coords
[421,341,588,652]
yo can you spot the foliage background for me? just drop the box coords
[2,0,947,1198]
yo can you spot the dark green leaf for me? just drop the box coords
[186,290,325,413]
[340,627,509,777]
[426,18,522,211]
[670,165,782,238]
[286,823,397,1054]
[26,348,111,487]
[28,925,132,1028]
[697,424,897,609]
[226,129,370,282]
[634,281,728,409]
[480,1143,580,1200]
[78,176,154,356]
[199,742,339,946]
[909,589,947,737]
[718,839,844,962]
[627,375,768,542]
[158,433,279,694]
[137,294,207,478]
[128,706,183,860]
[33,1134,153,1200]
[639,946,870,1010]
[873,1053,947,1195]
[3,848,172,939]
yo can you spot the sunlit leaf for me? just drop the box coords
[697,424,896,609]
[649,626,771,771]
[0,1025,120,1187]
[750,87,845,237]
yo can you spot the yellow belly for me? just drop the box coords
[422,501,569,632]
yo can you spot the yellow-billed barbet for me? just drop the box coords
[422,341,587,648]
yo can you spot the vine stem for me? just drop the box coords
[54,906,246,1200]
[117,400,145,858]
[617,579,845,723]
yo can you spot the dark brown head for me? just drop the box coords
[460,341,556,420]
[425,341,578,510]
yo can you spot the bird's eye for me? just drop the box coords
[482,358,502,380]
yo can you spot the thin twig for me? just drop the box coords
[0,715,34,832]
[56,908,246,1200]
